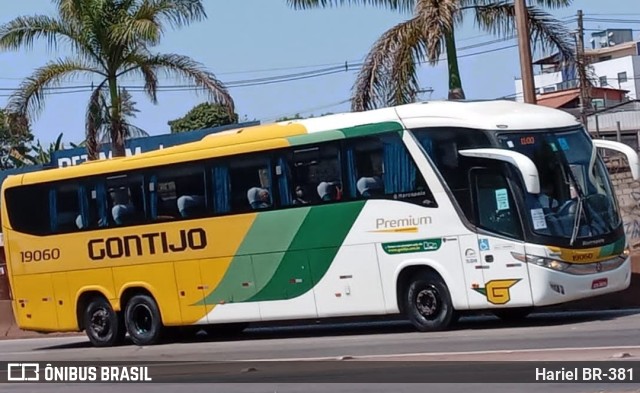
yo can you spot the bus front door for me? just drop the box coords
[468,168,533,309]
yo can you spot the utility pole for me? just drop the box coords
[514,0,537,104]
[576,10,591,132]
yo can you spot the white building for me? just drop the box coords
[514,29,640,107]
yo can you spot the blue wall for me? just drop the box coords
[52,121,260,168]
[0,121,260,187]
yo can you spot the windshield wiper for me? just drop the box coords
[548,139,591,245]
[569,196,584,246]
[566,162,596,246]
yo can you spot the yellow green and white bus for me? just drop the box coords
[2,100,638,347]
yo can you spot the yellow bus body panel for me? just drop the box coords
[5,211,258,330]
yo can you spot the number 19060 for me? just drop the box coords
[20,249,60,263]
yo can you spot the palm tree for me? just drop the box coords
[287,0,576,111]
[92,87,148,143]
[0,0,235,159]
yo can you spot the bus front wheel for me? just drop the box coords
[404,271,454,332]
[124,294,163,346]
[83,297,125,347]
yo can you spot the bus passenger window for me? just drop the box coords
[284,143,342,206]
[346,134,436,207]
[4,185,50,235]
[472,169,523,240]
[54,185,81,232]
[105,175,146,226]
[228,154,273,212]
[153,165,207,219]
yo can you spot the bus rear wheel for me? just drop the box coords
[124,294,163,346]
[404,271,454,332]
[84,297,125,347]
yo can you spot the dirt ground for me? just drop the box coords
[2,256,639,340]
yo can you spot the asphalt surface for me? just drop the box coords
[1,309,640,392]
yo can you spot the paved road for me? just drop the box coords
[1,309,640,392]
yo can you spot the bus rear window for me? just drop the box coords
[4,186,51,235]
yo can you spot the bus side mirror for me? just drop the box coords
[592,139,640,181]
[459,148,540,194]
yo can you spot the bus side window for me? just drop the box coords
[345,134,436,207]
[53,184,81,233]
[283,142,342,207]
[152,165,208,220]
[76,183,110,230]
[227,153,274,213]
[105,175,147,226]
[4,185,50,235]
[470,168,523,240]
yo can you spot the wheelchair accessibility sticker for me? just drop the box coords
[478,238,490,251]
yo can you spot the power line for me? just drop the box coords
[584,28,640,32]
[0,36,520,95]
[0,34,502,82]
[214,60,361,77]
[10,12,620,98]
[2,11,597,88]
[582,18,640,25]
[262,98,352,123]
[585,13,640,17]
[0,13,632,85]
[0,88,89,98]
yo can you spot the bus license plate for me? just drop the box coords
[591,278,608,289]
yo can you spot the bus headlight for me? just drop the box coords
[623,246,630,258]
[511,252,627,274]
[531,257,571,272]
[511,253,570,271]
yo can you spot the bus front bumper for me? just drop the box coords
[528,257,632,306]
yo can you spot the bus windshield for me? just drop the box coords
[497,128,621,243]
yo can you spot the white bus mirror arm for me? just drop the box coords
[458,148,540,194]
[592,139,640,181]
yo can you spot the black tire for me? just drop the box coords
[83,297,125,347]
[404,271,454,332]
[124,294,163,346]
[492,307,532,322]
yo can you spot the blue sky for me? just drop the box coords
[0,0,638,146]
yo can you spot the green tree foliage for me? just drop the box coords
[275,113,304,122]
[168,102,238,133]
[21,132,67,166]
[0,0,235,159]
[90,87,149,144]
[0,109,34,169]
[287,0,575,110]
[275,112,334,122]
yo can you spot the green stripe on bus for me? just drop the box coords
[236,208,310,255]
[287,130,345,146]
[248,201,366,301]
[339,121,404,138]
[286,122,404,147]
[598,236,626,257]
[195,208,310,305]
